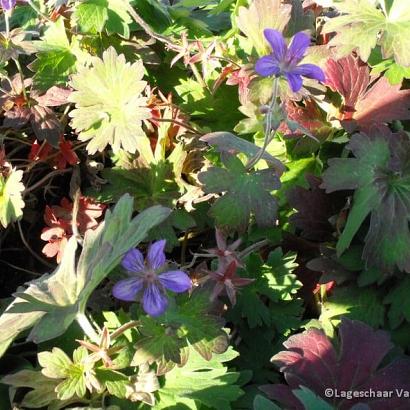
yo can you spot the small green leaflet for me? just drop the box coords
[0,194,170,357]
[38,347,92,400]
[323,0,410,66]
[30,18,88,91]
[321,132,410,273]
[69,47,151,154]
[153,347,243,410]
[71,0,132,38]
[0,168,24,228]
[198,155,280,230]
[132,292,229,374]
[368,46,410,84]
[37,347,138,401]
[72,0,109,33]
[228,248,302,328]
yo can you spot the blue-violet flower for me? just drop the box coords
[1,0,16,11]
[255,29,325,92]
[113,239,192,317]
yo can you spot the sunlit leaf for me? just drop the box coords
[155,347,243,409]
[198,155,280,230]
[69,47,151,154]
[236,0,292,55]
[0,168,24,228]
[323,0,410,66]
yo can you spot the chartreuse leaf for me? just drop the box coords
[0,168,24,228]
[153,347,243,409]
[228,248,302,329]
[38,346,93,400]
[71,0,109,33]
[69,47,151,154]
[370,52,410,85]
[323,0,410,66]
[71,0,132,38]
[236,0,292,55]
[132,291,229,374]
[30,18,88,91]
[0,194,170,357]
[321,132,410,272]
[198,155,280,230]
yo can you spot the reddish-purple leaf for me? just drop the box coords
[261,318,410,409]
[325,55,410,134]
[30,105,62,147]
[34,86,72,107]
[280,99,332,140]
[287,174,344,241]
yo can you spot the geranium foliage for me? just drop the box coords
[69,46,150,154]
[0,0,410,408]
[321,132,410,273]
[261,319,410,409]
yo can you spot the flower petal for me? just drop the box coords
[112,278,143,302]
[293,63,325,82]
[285,73,303,92]
[121,248,145,273]
[147,239,166,270]
[143,284,168,317]
[263,29,287,61]
[158,270,192,293]
[1,0,16,10]
[255,56,281,77]
[287,32,310,64]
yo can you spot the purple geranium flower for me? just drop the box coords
[1,0,16,11]
[112,239,192,317]
[255,29,325,92]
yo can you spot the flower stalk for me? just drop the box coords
[76,312,100,344]
[245,77,280,170]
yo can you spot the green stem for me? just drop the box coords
[245,77,280,170]
[76,313,100,344]
[4,11,10,39]
[189,62,207,89]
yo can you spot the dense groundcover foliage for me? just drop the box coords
[1,0,410,408]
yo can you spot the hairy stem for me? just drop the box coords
[76,313,100,344]
[4,11,10,38]
[245,77,280,170]
[126,4,177,50]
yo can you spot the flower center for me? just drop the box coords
[144,270,158,284]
